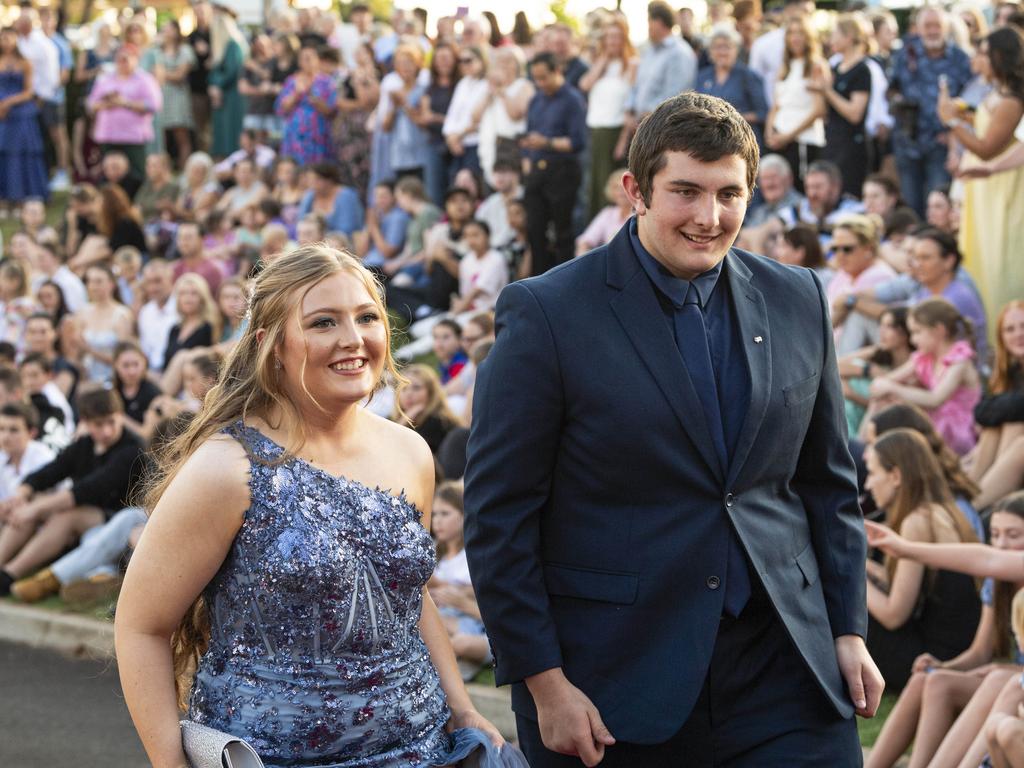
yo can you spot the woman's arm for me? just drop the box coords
[825,87,869,125]
[937,605,997,671]
[115,438,249,768]
[866,519,1024,581]
[946,95,1024,161]
[502,80,534,122]
[865,513,929,630]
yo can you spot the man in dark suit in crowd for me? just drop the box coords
[464,92,883,766]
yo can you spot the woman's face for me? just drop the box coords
[709,37,739,69]
[219,285,246,322]
[604,25,624,57]
[431,498,464,544]
[830,26,852,54]
[865,448,900,511]
[275,160,297,186]
[299,47,318,74]
[274,271,388,410]
[459,51,483,79]
[394,52,418,82]
[1000,308,1024,360]
[38,284,60,313]
[398,374,428,412]
[434,47,456,76]
[909,238,954,288]
[86,268,114,302]
[9,233,32,261]
[161,22,179,46]
[831,228,874,277]
[177,282,202,316]
[785,22,808,57]
[0,272,19,300]
[973,42,992,80]
[0,29,18,55]
[878,312,908,352]
[862,182,895,216]
[183,363,215,401]
[114,350,146,386]
[990,511,1024,551]
[771,237,805,267]
[926,191,953,229]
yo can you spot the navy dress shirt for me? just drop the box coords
[524,83,587,164]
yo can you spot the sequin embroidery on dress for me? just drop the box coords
[188,422,453,767]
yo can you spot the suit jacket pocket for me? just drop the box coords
[783,373,819,408]
[795,542,820,586]
[544,563,639,605]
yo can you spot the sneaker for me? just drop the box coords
[48,170,70,192]
[59,573,123,607]
[11,569,60,603]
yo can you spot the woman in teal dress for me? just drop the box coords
[209,8,248,158]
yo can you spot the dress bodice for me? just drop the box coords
[189,422,451,767]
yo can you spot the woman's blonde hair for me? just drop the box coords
[174,273,223,343]
[148,244,403,707]
[834,13,870,53]
[392,364,461,428]
[1012,586,1024,656]
[210,8,250,67]
[833,213,880,251]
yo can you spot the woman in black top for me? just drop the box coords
[97,183,147,253]
[112,340,162,435]
[811,14,872,197]
[392,364,461,454]
[161,273,219,373]
[421,42,461,206]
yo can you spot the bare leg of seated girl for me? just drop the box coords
[987,713,1024,768]
[975,433,1024,510]
[866,672,930,768]
[948,671,1024,768]
[0,506,105,579]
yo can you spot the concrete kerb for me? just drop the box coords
[0,601,518,738]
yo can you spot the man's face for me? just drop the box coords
[235,161,255,187]
[146,155,166,180]
[24,319,55,354]
[446,193,473,224]
[176,226,202,258]
[432,326,460,361]
[21,201,45,230]
[803,172,836,211]
[529,63,561,96]
[758,167,790,204]
[103,155,128,181]
[0,415,31,458]
[85,413,124,451]
[492,169,518,194]
[18,363,47,395]
[373,185,395,211]
[648,18,669,43]
[625,151,749,280]
[352,9,372,34]
[919,9,947,51]
[144,267,172,301]
[548,28,571,57]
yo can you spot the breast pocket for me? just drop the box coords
[783,373,819,408]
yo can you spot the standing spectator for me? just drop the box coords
[275,44,336,166]
[297,162,364,239]
[170,221,223,296]
[334,42,378,201]
[443,46,490,181]
[421,42,459,206]
[0,27,48,213]
[381,44,430,180]
[386,176,442,283]
[623,1,697,128]
[175,151,218,223]
[13,8,58,179]
[889,7,973,217]
[73,264,133,384]
[237,34,276,144]
[37,6,71,192]
[452,220,508,313]
[187,1,213,152]
[576,168,633,255]
[208,8,248,159]
[697,26,768,147]
[543,23,589,90]
[579,17,637,219]
[749,0,815,104]
[475,47,534,188]
[742,154,804,229]
[136,259,178,373]
[358,181,410,273]
[764,15,827,186]
[947,27,1024,335]
[135,153,179,230]
[73,22,116,182]
[86,44,162,177]
[522,53,587,276]
[811,15,872,198]
[30,240,86,313]
[150,21,196,170]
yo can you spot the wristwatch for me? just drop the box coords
[845,294,859,309]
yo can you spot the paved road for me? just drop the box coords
[0,639,148,767]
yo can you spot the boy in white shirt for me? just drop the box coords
[0,403,55,501]
[451,220,509,314]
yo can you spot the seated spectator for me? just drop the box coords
[826,214,897,355]
[62,184,99,259]
[428,480,491,680]
[296,213,326,245]
[500,198,531,280]
[297,161,364,239]
[926,187,959,235]
[444,312,495,420]
[861,174,910,221]
[98,151,142,200]
[768,223,832,285]
[20,200,57,243]
[0,387,145,596]
[392,363,461,454]
[452,220,508,314]
[864,428,981,690]
[385,176,442,281]
[214,157,269,225]
[161,273,219,377]
[135,153,179,226]
[0,259,38,352]
[175,151,219,222]
[798,160,863,235]
[356,181,411,273]
[575,168,632,256]
[136,259,179,373]
[9,411,193,606]
[432,319,468,385]
[212,128,276,183]
[864,491,1024,768]
[22,313,76,399]
[216,277,248,344]
[0,402,54,502]
[840,307,914,438]
[0,366,66,452]
[171,221,224,296]
[970,301,1024,510]
[871,299,983,456]
[742,154,805,230]
[475,161,522,249]
[29,240,85,313]
[34,280,69,331]
[71,184,147,272]
[270,155,305,234]
[111,341,161,436]
[178,350,221,412]
[72,264,134,384]
[18,353,74,434]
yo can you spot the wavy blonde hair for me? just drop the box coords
[147,244,404,708]
[174,272,223,343]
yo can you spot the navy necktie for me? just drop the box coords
[676,284,750,617]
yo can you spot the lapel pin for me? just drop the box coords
[754,336,763,344]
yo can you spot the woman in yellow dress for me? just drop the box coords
[940,27,1024,347]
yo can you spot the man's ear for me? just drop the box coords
[622,171,647,216]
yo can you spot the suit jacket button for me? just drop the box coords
[725,493,735,508]
[706,575,720,589]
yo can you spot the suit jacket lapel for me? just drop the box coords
[607,232,725,484]
[725,251,771,488]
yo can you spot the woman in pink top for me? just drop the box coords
[85,43,161,176]
[871,298,982,456]
[575,168,632,256]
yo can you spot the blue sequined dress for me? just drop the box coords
[189,422,499,767]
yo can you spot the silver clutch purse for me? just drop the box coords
[180,720,265,768]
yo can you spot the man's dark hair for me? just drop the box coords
[805,159,843,187]
[529,51,560,73]
[76,386,124,421]
[375,180,396,194]
[915,227,963,271]
[0,401,39,432]
[18,352,52,374]
[444,186,472,203]
[0,343,16,366]
[259,198,282,219]
[349,3,370,16]
[628,92,760,206]
[492,159,521,175]
[648,1,676,29]
[435,318,463,338]
[26,312,55,328]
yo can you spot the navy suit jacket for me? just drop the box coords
[463,221,867,744]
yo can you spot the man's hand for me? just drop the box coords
[835,635,884,717]
[526,668,615,767]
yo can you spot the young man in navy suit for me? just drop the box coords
[464,93,883,766]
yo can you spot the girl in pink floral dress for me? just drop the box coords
[870,298,982,455]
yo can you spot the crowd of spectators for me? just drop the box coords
[0,0,1023,758]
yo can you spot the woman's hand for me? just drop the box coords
[864,520,909,557]
[448,707,505,748]
[209,85,223,109]
[911,653,941,673]
[869,378,895,398]
[937,88,957,126]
